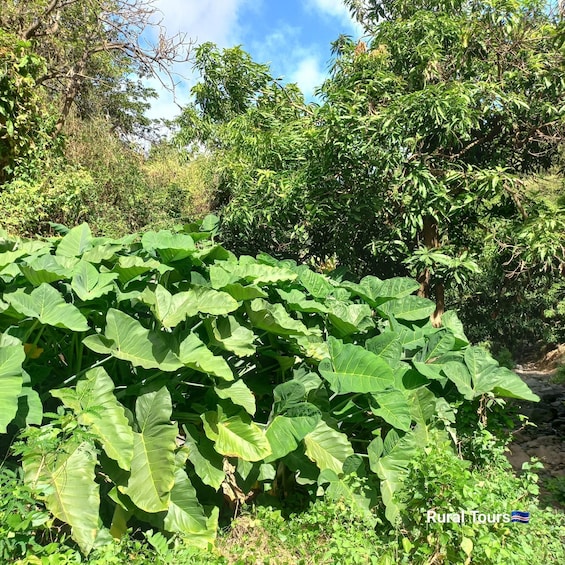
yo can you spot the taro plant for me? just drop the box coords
[0,219,538,554]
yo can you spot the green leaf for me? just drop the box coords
[408,387,436,436]
[184,427,225,490]
[372,277,420,304]
[368,430,418,523]
[412,361,446,383]
[247,298,314,336]
[0,343,25,432]
[221,283,267,301]
[464,346,498,391]
[19,254,70,286]
[81,243,122,264]
[304,420,354,474]
[71,261,118,301]
[489,367,540,401]
[141,230,195,262]
[122,388,177,512]
[211,262,297,288]
[52,368,134,470]
[370,389,411,431]
[215,379,256,415]
[378,296,435,321]
[14,369,43,428]
[319,337,395,394]
[273,381,306,413]
[265,404,321,461]
[442,361,473,399]
[327,302,374,335]
[441,311,469,347]
[422,331,456,361]
[83,309,181,371]
[463,348,538,400]
[202,410,272,462]
[56,223,93,257]
[206,316,256,356]
[153,285,238,328]
[461,536,473,557]
[5,283,89,331]
[178,333,233,380]
[164,468,217,547]
[276,288,328,313]
[365,332,403,370]
[298,267,334,298]
[112,256,171,284]
[23,441,100,555]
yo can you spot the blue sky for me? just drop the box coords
[148,0,363,120]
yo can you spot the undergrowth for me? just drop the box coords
[2,431,564,565]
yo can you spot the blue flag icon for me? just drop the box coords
[511,511,530,523]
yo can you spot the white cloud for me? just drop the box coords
[145,0,252,121]
[307,0,364,35]
[153,0,247,46]
[248,26,327,98]
[290,56,327,98]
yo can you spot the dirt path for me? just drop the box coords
[506,369,565,485]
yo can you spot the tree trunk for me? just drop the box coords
[417,215,444,327]
[417,215,438,299]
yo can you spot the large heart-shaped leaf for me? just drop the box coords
[370,389,411,431]
[365,332,403,369]
[153,285,238,327]
[178,333,233,380]
[71,261,118,301]
[0,342,25,432]
[5,283,89,331]
[215,379,256,415]
[276,289,328,313]
[248,298,314,336]
[303,420,354,474]
[83,309,181,371]
[23,440,100,555]
[19,254,70,286]
[202,410,272,462]
[52,368,134,470]
[298,267,334,298]
[141,230,195,263]
[55,223,93,257]
[319,337,395,394]
[163,468,218,547]
[122,388,177,512]
[327,302,374,335]
[206,316,256,357]
[368,429,418,523]
[265,404,321,461]
[184,427,225,490]
[378,296,435,321]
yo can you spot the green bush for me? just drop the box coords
[0,222,540,557]
[0,169,94,235]
[394,430,565,564]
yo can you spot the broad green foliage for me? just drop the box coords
[0,221,538,551]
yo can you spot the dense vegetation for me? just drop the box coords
[1,0,565,563]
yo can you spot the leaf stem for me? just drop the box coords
[63,355,112,385]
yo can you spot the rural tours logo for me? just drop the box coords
[426,510,530,524]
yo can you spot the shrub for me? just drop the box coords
[0,221,539,556]
[393,430,565,564]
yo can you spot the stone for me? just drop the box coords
[506,443,531,471]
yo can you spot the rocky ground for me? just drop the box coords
[505,362,565,505]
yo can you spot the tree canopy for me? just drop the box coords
[178,0,565,327]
